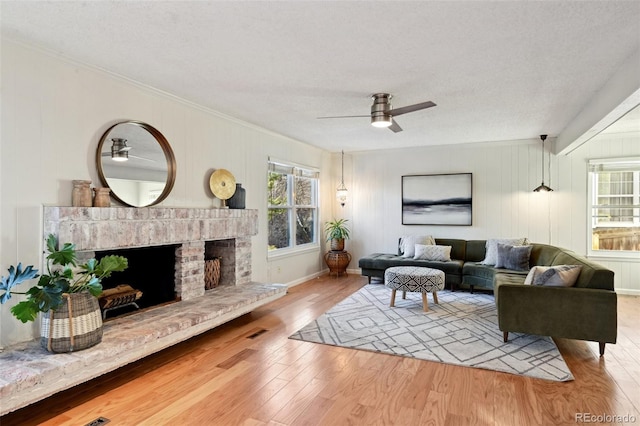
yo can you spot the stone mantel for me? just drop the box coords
[43,207,258,251]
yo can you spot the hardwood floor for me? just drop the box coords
[2,275,639,426]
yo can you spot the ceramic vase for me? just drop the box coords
[93,187,111,207]
[72,180,92,207]
[228,183,246,209]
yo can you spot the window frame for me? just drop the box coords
[267,159,320,258]
[587,157,640,258]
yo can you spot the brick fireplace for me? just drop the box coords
[0,207,286,416]
[44,206,256,298]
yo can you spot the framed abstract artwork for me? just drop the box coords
[402,173,472,225]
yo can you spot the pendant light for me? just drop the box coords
[533,134,553,192]
[336,150,348,207]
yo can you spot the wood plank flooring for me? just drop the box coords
[1,274,638,426]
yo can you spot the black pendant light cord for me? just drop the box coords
[341,150,345,186]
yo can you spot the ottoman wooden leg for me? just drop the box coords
[422,292,429,312]
[390,289,397,307]
[432,291,439,305]
[402,291,407,299]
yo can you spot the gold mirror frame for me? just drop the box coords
[96,121,177,207]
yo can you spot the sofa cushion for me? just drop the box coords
[434,238,467,261]
[529,244,561,266]
[400,235,435,257]
[527,245,613,290]
[492,271,529,304]
[481,238,528,265]
[358,253,463,276]
[462,262,496,281]
[414,244,451,261]
[465,240,487,262]
[495,243,532,271]
[524,265,582,287]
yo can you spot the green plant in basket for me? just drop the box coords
[324,218,350,241]
[0,234,128,322]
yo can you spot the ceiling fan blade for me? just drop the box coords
[129,155,156,162]
[389,101,436,117]
[389,119,403,133]
[317,115,371,119]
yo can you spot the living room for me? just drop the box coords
[1,1,639,424]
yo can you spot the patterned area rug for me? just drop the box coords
[290,283,573,382]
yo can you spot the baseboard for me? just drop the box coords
[615,288,640,296]
[285,271,326,287]
[285,268,365,288]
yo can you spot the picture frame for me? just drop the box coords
[402,173,472,225]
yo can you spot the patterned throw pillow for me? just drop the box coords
[481,237,528,265]
[524,265,583,287]
[400,235,435,258]
[495,243,532,271]
[413,244,452,262]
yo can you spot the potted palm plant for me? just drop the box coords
[325,218,350,251]
[0,234,127,352]
[324,219,352,277]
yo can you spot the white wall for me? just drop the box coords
[0,39,332,347]
[345,134,640,294]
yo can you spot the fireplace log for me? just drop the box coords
[99,284,143,319]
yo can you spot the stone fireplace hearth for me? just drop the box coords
[0,207,287,416]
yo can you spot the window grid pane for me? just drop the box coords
[590,167,640,252]
[268,172,289,207]
[268,162,318,252]
[268,207,291,250]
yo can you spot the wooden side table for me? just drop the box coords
[324,250,352,278]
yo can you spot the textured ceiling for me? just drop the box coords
[1,1,639,153]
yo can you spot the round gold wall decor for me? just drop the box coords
[209,169,237,200]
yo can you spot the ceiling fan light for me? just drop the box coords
[371,115,392,128]
[111,151,129,161]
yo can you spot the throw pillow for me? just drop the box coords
[400,235,435,258]
[525,265,582,287]
[414,244,452,262]
[481,237,528,265]
[495,243,532,271]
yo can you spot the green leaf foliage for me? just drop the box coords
[0,234,127,322]
[46,233,76,267]
[95,255,128,278]
[11,300,41,323]
[324,218,351,241]
[0,263,39,303]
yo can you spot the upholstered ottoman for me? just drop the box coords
[384,266,445,312]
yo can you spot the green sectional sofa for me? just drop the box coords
[358,239,617,355]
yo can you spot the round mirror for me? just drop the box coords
[96,121,176,207]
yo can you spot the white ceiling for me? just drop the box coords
[2,1,639,153]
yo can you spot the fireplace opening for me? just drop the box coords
[205,239,236,287]
[95,244,179,319]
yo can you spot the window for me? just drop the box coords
[588,158,640,254]
[268,160,319,253]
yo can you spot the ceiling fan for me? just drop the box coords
[318,93,436,133]
[101,138,155,162]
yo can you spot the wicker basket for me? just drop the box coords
[40,292,103,353]
[205,257,221,289]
